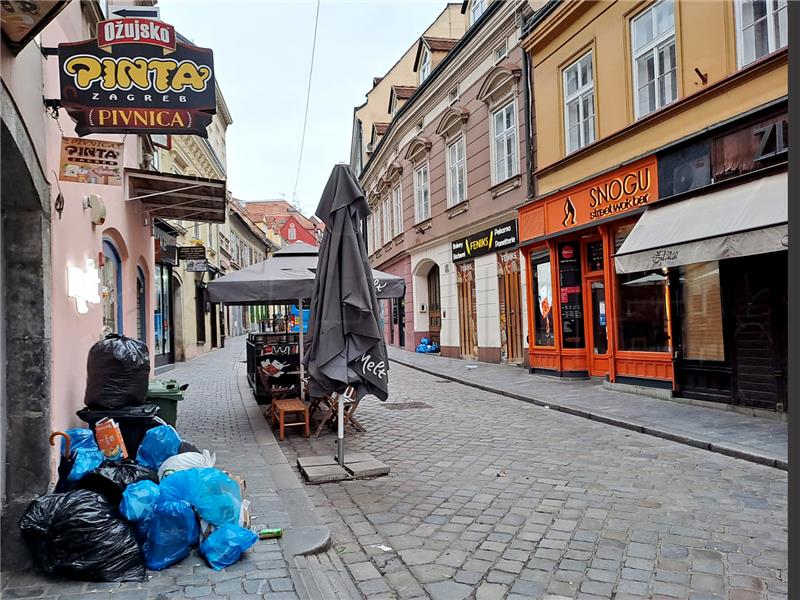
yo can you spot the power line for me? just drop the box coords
[291,0,321,211]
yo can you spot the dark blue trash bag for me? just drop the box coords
[200,524,258,570]
[142,500,199,571]
[136,425,181,470]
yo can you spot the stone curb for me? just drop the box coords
[390,355,788,471]
[234,361,333,554]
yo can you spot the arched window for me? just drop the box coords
[288,223,297,241]
[101,240,123,334]
[136,267,146,343]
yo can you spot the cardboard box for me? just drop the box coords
[95,417,128,460]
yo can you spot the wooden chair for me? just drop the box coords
[312,392,366,437]
[270,398,310,441]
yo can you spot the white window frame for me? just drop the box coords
[382,197,392,243]
[734,0,788,68]
[373,203,382,248]
[392,185,404,237]
[448,86,459,105]
[490,100,519,184]
[563,51,596,154]
[446,136,467,207]
[470,0,487,25]
[494,40,509,64]
[420,48,431,83]
[631,0,677,120]
[414,163,430,223]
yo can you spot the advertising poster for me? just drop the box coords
[59,137,124,186]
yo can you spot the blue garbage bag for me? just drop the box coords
[420,337,430,345]
[120,480,161,545]
[64,428,104,482]
[136,425,181,470]
[141,500,199,571]
[160,468,241,526]
[200,524,258,570]
[120,480,161,524]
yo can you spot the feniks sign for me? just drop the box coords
[58,18,216,137]
[451,220,518,263]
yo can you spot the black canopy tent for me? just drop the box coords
[207,241,405,402]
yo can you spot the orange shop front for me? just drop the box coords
[518,156,673,389]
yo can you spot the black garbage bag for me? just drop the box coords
[19,489,146,582]
[84,334,150,409]
[77,460,159,505]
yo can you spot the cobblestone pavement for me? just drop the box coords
[282,362,788,600]
[388,347,787,468]
[3,336,360,600]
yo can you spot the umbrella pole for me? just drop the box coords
[337,391,345,466]
[298,298,305,403]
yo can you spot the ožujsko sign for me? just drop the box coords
[58,17,216,137]
[451,219,518,263]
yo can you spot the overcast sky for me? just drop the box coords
[158,0,453,216]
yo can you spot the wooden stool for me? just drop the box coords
[270,398,309,441]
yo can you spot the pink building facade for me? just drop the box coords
[378,255,414,351]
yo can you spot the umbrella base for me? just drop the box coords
[297,453,389,483]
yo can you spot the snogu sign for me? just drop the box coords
[58,17,216,137]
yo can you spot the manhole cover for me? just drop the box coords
[383,402,432,410]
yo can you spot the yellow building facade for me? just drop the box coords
[518,0,787,412]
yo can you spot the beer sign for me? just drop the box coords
[58,18,216,137]
[59,137,123,186]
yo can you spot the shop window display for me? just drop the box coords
[614,222,670,353]
[558,242,585,348]
[530,250,554,346]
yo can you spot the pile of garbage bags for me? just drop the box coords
[415,337,440,353]
[20,424,258,581]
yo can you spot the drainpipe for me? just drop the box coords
[522,46,535,200]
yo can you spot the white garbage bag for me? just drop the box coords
[158,450,216,481]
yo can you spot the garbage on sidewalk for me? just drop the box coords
[20,337,267,583]
[19,489,146,582]
[415,337,440,353]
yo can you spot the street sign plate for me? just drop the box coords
[108,5,160,19]
[178,246,206,261]
[186,259,209,272]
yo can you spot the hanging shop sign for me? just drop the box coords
[1,0,68,54]
[58,137,123,186]
[451,219,518,263]
[711,109,788,181]
[519,156,658,242]
[57,18,216,137]
[177,246,206,261]
[186,259,209,272]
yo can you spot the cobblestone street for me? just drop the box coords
[2,339,788,600]
[283,362,788,600]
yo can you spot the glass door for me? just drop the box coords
[586,276,609,376]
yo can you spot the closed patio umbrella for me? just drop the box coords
[305,164,389,465]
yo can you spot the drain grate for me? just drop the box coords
[383,402,433,410]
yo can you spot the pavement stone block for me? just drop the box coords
[425,580,472,600]
[476,583,509,600]
[348,561,382,581]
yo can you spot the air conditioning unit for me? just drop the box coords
[672,156,710,194]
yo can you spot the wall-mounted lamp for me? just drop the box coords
[67,259,101,314]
